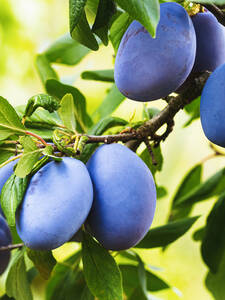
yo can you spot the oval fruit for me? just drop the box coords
[114,2,196,101]
[0,216,12,274]
[192,9,225,72]
[200,63,225,147]
[16,157,93,250]
[87,144,156,250]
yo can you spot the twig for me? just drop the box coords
[0,243,24,251]
[144,138,157,166]
[204,4,225,26]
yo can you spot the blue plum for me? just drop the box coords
[192,10,225,72]
[0,216,12,274]
[200,63,225,147]
[16,157,93,250]
[87,144,156,250]
[114,2,196,102]
[0,158,19,216]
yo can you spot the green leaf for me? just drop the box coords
[192,227,205,242]
[16,105,63,128]
[26,248,56,280]
[93,84,125,121]
[46,251,90,300]
[205,251,225,300]
[191,0,225,4]
[174,167,225,207]
[114,0,160,37]
[119,264,169,297]
[36,55,58,85]
[0,150,12,164]
[69,0,99,50]
[81,69,114,82]
[6,249,33,300]
[1,174,29,226]
[128,287,147,300]
[135,216,199,249]
[58,94,76,132]
[46,79,92,132]
[15,136,41,178]
[140,145,163,177]
[44,33,90,65]
[82,231,123,300]
[80,116,127,163]
[92,0,116,45]
[0,96,25,140]
[201,193,225,273]
[184,97,200,127]
[169,164,202,221]
[109,12,133,51]
[24,94,60,118]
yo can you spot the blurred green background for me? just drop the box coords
[0,0,224,299]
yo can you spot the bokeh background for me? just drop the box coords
[0,0,224,299]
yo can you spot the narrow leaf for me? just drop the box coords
[69,0,99,51]
[15,136,41,178]
[114,0,160,37]
[44,33,90,65]
[58,94,76,132]
[206,251,225,300]
[46,79,92,131]
[82,231,123,300]
[92,0,116,45]
[201,193,225,273]
[169,164,202,221]
[81,69,114,82]
[36,55,58,85]
[24,94,60,118]
[135,216,199,249]
[0,96,25,140]
[119,264,169,297]
[93,84,125,121]
[175,167,225,207]
[1,174,29,226]
[26,248,56,280]
[109,12,133,51]
[140,145,163,177]
[6,249,33,300]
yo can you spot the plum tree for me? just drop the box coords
[114,2,196,102]
[86,144,156,251]
[16,157,93,250]
[192,9,225,72]
[200,63,225,147]
[0,216,12,275]
[0,159,18,216]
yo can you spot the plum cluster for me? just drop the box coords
[114,2,225,102]
[0,144,156,272]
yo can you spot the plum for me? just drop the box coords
[16,157,93,250]
[0,216,12,274]
[87,144,156,251]
[200,63,225,147]
[0,158,19,216]
[192,10,225,72]
[114,2,196,102]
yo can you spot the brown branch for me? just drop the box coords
[0,243,24,251]
[81,72,210,145]
[204,4,225,26]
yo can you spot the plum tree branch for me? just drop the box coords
[202,4,225,26]
[81,72,210,145]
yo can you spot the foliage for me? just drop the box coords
[0,0,225,300]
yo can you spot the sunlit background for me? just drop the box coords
[0,0,223,299]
